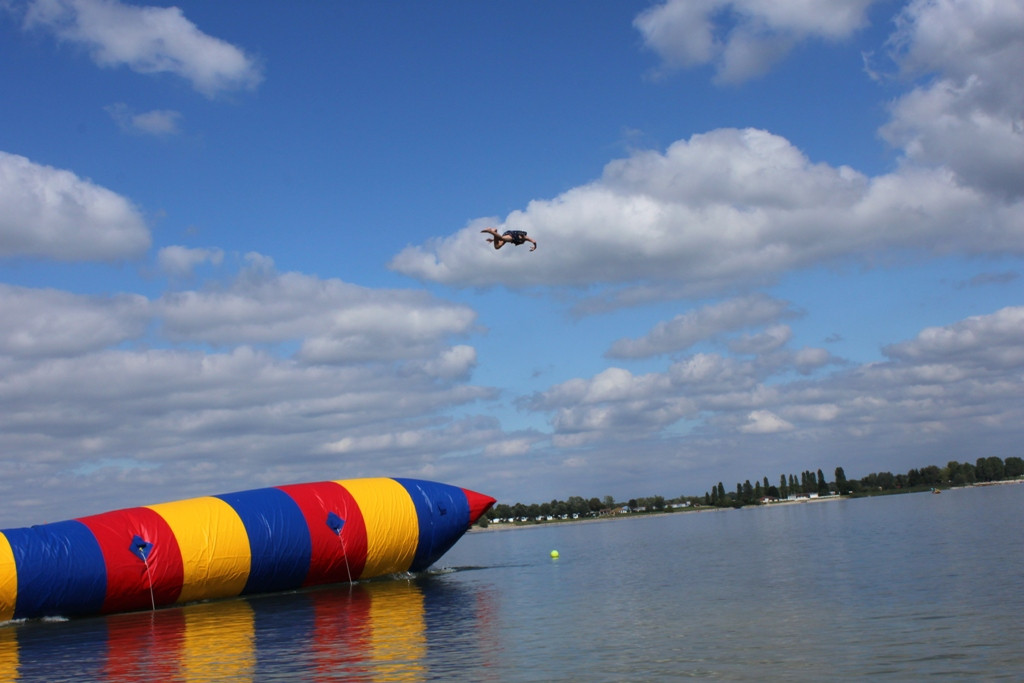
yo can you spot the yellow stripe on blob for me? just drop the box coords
[337,478,418,578]
[147,496,251,603]
[0,533,15,622]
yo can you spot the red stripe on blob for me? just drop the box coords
[77,507,185,613]
[277,482,368,586]
[461,488,497,526]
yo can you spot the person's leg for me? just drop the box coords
[482,227,507,249]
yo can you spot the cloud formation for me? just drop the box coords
[529,306,1024,460]
[634,0,878,83]
[0,151,151,261]
[157,245,224,277]
[394,2,1024,303]
[607,294,797,358]
[0,256,493,524]
[880,0,1024,198]
[0,284,149,357]
[106,103,183,136]
[157,254,479,365]
[391,128,1023,298]
[20,0,262,96]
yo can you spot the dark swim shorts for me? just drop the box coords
[503,230,528,245]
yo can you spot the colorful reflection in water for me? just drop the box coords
[0,572,497,682]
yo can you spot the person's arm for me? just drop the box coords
[527,237,537,251]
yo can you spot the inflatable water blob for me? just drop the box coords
[0,477,495,621]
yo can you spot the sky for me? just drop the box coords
[0,0,1022,526]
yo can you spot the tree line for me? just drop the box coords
[483,455,1023,523]
[700,455,1022,508]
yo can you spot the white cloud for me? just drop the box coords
[157,245,224,276]
[0,247,501,524]
[0,284,149,357]
[393,1,1023,303]
[22,0,262,96]
[416,344,478,381]
[728,324,792,354]
[0,151,151,261]
[607,294,795,358]
[883,305,1024,368]
[391,128,1024,296]
[483,439,533,458]
[792,346,832,372]
[526,306,1024,468]
[632,0,720,71]
[634,0,878,83]
[880,0,1024,198]
[157,257,478,364]
[106,103,182,136]
[783,403,840,422]
[0,341,498,524]
[741,410,794,433]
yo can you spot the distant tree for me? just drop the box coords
[705,492,712,506]
[835,467,848,494]
[652,495,666,510]
[742,480,754,503]
[602,495,616,508]
[628,499,638,510]
[754,481,763,500]
[979,456,1004,481]
[989,456,1006,480]
[763,476,770,492]
[588,498,603,512]
[568,496,589,516]
[907,468,921,487]
[780,474,789,499]
[717,482,726,503]
[1005,456,1024,478]
[817,468,829,496]
[975,457,989,481]
[920,465,941,486]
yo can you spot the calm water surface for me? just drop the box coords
[2,484,1021,681]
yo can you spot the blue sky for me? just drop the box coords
[1,0,1022,525]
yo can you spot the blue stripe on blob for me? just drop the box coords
[5,520,107,618]
[394,478,469,572]
[216,488,312,595]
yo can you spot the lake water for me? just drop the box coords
[2,483,1021,681]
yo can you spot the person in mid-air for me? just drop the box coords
[482,227,537,251]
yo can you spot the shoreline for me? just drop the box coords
[469,479,1023,533]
